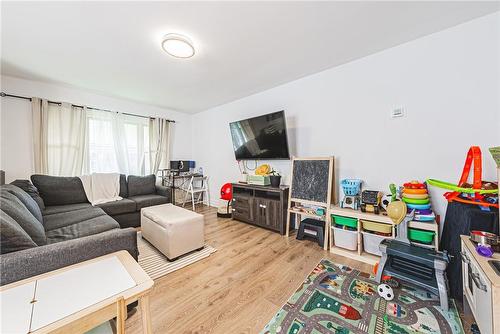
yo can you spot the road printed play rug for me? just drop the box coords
[261,259,464,334]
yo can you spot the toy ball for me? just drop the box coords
[377,284,394,301]
[381,194,392,211]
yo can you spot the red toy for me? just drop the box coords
[403,181,426,189]
[217,183,233,218]
[220,183,232,201]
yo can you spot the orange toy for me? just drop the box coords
[428,146,498,208]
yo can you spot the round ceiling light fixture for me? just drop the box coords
[161,33,195,59]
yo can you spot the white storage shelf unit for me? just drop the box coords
[328,206,439,265]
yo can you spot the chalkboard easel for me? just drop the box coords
[286,157,335,250]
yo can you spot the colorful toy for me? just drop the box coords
[375,200,451,311]
[402,197,430,205]
[217,183,233,218]
[340,179,362,210]
[427,146,499,208]
[381,183,399,211]
[401,181,435,222]
[403,182,426,189]
[402,188,428,195]
[360,190,382,214]
[402,193,428,199]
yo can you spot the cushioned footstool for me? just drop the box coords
[141,204,205,260]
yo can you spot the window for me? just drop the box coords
[86,110,149,175]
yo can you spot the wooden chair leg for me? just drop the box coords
[140,295,153,334]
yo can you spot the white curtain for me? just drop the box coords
[149,118,171,175]
[111,112,131,173]
[86,110,148,175]
[32,98,87,176]
[32,97,152,176]
[32,98,49,174]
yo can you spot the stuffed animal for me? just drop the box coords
[377,283,394,301]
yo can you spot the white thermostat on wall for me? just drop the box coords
[391,107,405,118]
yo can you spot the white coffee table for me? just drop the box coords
[0,251,154,334]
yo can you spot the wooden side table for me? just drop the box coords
[0,251,154,334]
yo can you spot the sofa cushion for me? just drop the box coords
[10,180,45,210]
[0,210,38,254]
[1,184,43,223]
[129,194,169,210]
[119,174,128,198]
[127,174,156,197]
[45,215,120,244]
[96,199,136,216]
[0,190,47,245]
[43,207,108,232]
[31,175,88,206]
[42,203,92,216]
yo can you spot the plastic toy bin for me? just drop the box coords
[332,215,358,229]
[360,220,392,234]
[333,227,358,251]
[408,228,435,244]
[361,232,392,256]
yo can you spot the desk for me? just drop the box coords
[0,251,153,334]
[160,171,204,204]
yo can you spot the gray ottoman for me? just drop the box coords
[141,204,205,260]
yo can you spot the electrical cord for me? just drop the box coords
[244,160,258,171]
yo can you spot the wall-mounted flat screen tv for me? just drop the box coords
[229,110,290,160]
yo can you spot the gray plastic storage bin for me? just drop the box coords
[333,227,358,251]
[361,231,392,256]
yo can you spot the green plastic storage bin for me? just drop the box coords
[408,228,435,244]
[332,215,358,229]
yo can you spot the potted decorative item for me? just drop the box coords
[269,169,281,187]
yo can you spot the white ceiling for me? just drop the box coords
[1,2,499,113]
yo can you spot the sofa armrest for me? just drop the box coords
[155,185,172,202]
[0,228,138,286]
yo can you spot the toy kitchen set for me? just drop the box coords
[461,230,500,334]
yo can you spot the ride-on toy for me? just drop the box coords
[375,201,451,311]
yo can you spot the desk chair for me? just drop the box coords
[181,176,210,211]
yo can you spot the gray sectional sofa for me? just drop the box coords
[0,174,171,285]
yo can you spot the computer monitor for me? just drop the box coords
[170,160,190,173]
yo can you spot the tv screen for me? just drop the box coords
[229,111,290,160]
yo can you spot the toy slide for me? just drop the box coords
[426,179,498,195]
[427,146,499,209]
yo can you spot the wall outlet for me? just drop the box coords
[391,107,405,118]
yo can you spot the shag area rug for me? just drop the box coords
[137,233,216,280]
[261,259,464,334]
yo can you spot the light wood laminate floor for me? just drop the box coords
[125,205,372,334]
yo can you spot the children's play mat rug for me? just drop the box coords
[261,259,464,334]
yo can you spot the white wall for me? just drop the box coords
[0,75,192,182]
[192,12,500,221]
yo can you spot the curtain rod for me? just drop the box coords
[0,92,176,123]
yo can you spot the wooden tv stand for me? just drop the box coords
[231,183,289,235]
